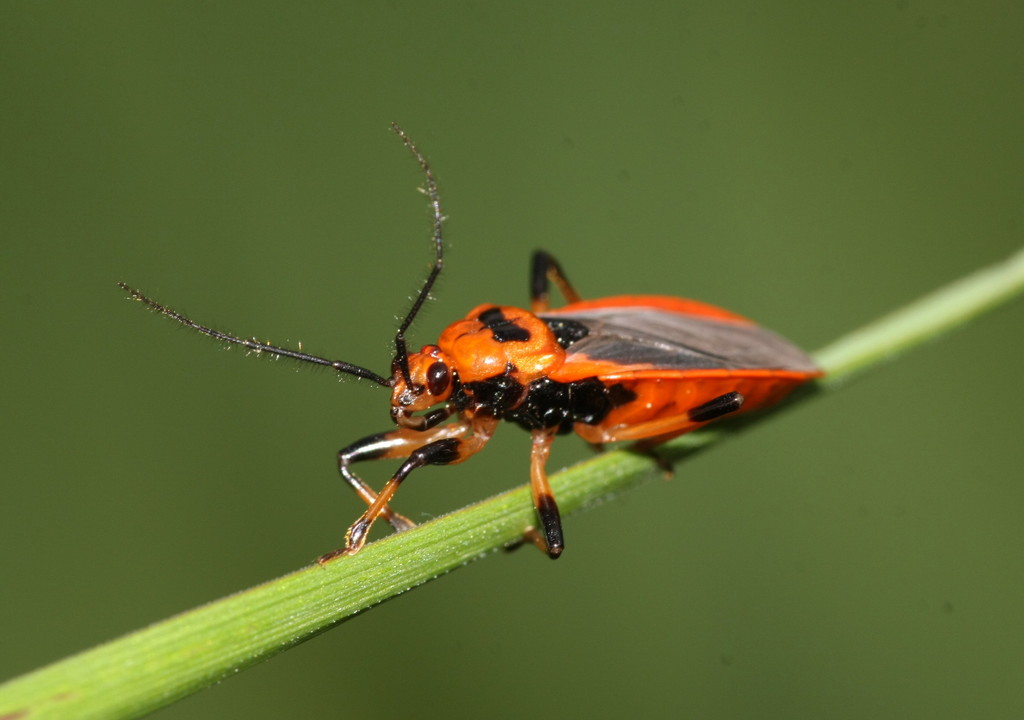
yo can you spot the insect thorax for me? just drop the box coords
[454,374,636,434]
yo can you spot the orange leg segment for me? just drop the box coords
[319,414,498,563]
[575,391,745,445]
[337,419,471,533]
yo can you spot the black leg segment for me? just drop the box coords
[687,392,745,423]
[530,250,582,310]
[535,492,564,559]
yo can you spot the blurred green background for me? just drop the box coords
[2,3,1023,718]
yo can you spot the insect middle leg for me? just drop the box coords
[530,250,582,312]
[502,428,565,559]
[527,427,564,558]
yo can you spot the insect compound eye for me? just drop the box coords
[425,361,451,397]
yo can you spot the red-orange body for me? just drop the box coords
[120,124,822,562]
[368,273,821,562]
[413,293,819,445]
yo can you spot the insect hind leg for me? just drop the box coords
[578,392,747,475]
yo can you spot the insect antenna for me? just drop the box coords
[389,122,444,388]
[118,283,392,387]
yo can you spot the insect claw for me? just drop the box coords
[651,450,675,479]
[388,513,417,533]
[502,537,528,553]
[318,516,373,564]
[345,518,370,549]
[316,547,347,564]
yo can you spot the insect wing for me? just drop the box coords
[541,301,820,380]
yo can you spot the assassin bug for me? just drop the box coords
[120,124,822,561]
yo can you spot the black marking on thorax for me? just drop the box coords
[507,377,637,433]
[542,317,589,350]
[456,372,524,417]
[477,307,531,343]
[455,369,637,433]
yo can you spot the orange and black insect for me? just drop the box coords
[120,124,822,561]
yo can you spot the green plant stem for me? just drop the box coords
[814,246,1024,383]
[3,247,1023,720]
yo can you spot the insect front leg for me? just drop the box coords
[319,414,498,562]
[338,416,466,534]
[530,250,582,312]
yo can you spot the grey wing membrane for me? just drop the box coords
[541,307,819,373]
